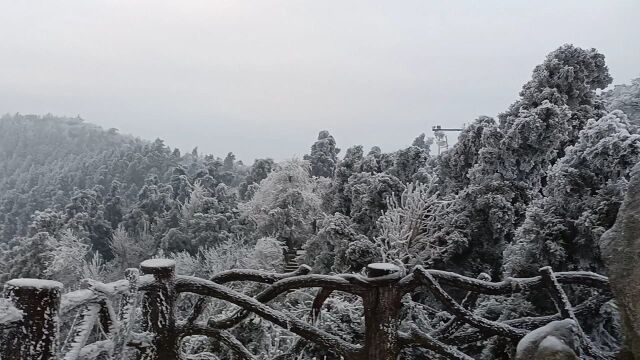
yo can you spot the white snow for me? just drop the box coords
[6,278,63,290]
[140,259,176,268]
[538,335,571,352]
[60,279,132,315]
[515,319,577,358]
[0,298,23,324]
[368,263,401,271]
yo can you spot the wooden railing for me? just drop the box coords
[0,260,615,360]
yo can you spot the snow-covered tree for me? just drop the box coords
[603,77,640,126]
[437,116,497,193]
[504,110,640,275]
[324,145,365,214]
[303,213,371,273]
[45,229,89,287]
[499,44,612,144]
[242,159,323,249]
[304,130,341,178]
[374,181,450,269]
[386,146,431,184]
[426,45,613,276]
[411,133,433,151]
[0,232,55,282]
[239,158,275,200]
[343,172,404,236]
[109,225,156,270]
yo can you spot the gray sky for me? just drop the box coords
[1,1,638,162]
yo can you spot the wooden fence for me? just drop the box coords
[0,259,615,359]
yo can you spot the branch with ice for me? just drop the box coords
[175,275,361,358]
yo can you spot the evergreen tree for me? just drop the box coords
[603,77,640,125]
[242,159,322,249]
[304,130,340,178]
[504,110,640,275]
[428,45,613,275]
[0,232,55,282]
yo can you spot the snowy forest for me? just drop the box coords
[1,44,640,359]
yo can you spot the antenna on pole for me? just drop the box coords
[432,125,464,155]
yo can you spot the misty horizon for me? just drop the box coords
[2,1,639,162]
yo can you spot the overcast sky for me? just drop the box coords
[1,1,638,162]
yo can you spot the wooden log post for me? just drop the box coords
[1,278,63,360]
[360,263,403,360]
[140,259,178,360]
[113,268,140,359]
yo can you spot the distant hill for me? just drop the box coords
[0,114,188,243]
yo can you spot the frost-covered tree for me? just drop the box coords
[223,152,236,170]
[411,133,433,151]
[104,181,124,228]
[180,182,207,223]
[343,172,404,236]
[437,116,497,193]
[499,44,612,144]
[0,232,55,282]
[324,145,365,214]
[239,158,275,200]
[374,181,450,269]
[109,225,156,270]
[162,180,245,253]
[386,145,431,184]
[303,213,372,273]
[603,77,640,126]
[426,45,613,276]
[242,159,323,249]
[248,237,285,271]
[304,130,340,178]
[504,110,640,275]
[45,229,90,287]
[486,101,571,191]
[360,146,393,174]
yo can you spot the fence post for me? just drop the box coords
[361,263,403,360]
[140,259,178,360]
[1,278,63,360]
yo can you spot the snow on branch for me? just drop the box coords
[413,266,529,339]
[399,268,610,295]
[175,275,361,358]
[400,324,475,360]
[179,322,257,360]
[206,273,365,329]
[185,264,312,325]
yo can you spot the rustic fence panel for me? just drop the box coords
[0,260,616,360]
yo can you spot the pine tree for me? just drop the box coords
[304,130,341,178]
[504,110,640,275]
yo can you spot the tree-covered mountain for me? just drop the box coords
[0,114,255,266]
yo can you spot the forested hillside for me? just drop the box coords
[1,44,639,359]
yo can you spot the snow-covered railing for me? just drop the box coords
[0,269,145,360]
[0,260,614,360]
[173,263,613,360]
